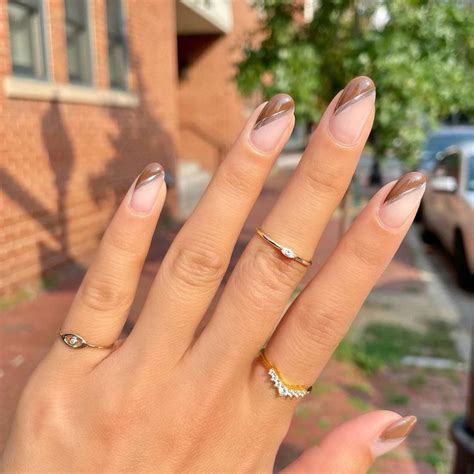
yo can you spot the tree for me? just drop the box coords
[236,0,474,165]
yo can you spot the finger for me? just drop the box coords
[128,95,295,360]
[197,77,376,363]
[264,173,426,389]
[282,411,417,474]
[51,164,166,362]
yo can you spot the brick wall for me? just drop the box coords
[0,0,178,294]
[0,0,260,296]
[177,1,259,170]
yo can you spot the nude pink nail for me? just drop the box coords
[329,76,376,144]
[372,416,417,457]
[379,173,426,228]
[250,94,294,152]
[130,163,164,214]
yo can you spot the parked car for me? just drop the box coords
[417,126,474,174]
[421,142,474,290]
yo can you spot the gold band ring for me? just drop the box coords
[256,228,312,267]
[59,331,115,350]
[259,349,312,398]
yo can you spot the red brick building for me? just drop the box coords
[0,0,258,295]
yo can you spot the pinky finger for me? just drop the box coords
[282,411,417,474]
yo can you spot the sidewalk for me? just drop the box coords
[0,169,466,472]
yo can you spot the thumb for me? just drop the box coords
[281,411,417,474]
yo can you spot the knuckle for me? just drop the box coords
[304,163,343,199]
[218,159,258,197]
[103,227,142,260]
[167,240,227,289]
[294,299,346,352]
[80,275,133,313]
[236,244,303,311]
[345,236,386,269]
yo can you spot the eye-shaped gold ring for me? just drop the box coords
[59,331,115,350]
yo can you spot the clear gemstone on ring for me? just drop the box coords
[281,247,296,259]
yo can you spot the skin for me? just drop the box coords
[1,77,423,473]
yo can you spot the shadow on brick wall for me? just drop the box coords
[38,100,84,284]
[0,47,176,294]
[88,53,176,210]
[0,100,85,291]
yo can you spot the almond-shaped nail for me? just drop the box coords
[329,76,375,144]
[372,416,417,458]
[379,172,426,228]
[250,94,294,152]
[130,163,164,213]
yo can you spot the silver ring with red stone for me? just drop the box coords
[59,331,115,350]
[256,228,312,267]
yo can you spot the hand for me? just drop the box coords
[2,77,423,473]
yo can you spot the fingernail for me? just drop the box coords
[372,416,417,457]
[130,163,164,213]
[250,94,294,152]
[329,76,375,144]
[379,172,426,228]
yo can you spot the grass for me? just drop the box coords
[295,405,311,419]
[386,392,410,406]
[346,382,374,397]
[348,396,372,412]
[0,287,35,311]
[0,274,60,311]
[335,320,461,374]
[421,437,449,472]
[311,382,335,396]
[407,373,427,389]
[426,418,442,433]
[317,417,330,429]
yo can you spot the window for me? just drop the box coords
[435,152,460,180]
[8,0,47,79]
[106,0,128,89]
[65,0,92,84]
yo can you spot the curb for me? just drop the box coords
[406,227,468,362]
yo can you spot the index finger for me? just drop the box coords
[127,95,295,362]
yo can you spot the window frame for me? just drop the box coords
[435,152,461,181]
[8,0,49,81]
[106,0,128,90]
[64,0,94,86]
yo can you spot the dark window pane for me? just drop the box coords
[106,0,127,89]
[65,0,92,84]
[8,0,47,78]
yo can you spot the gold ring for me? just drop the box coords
[259,349,312,398]
[256,228,312,267]
[59,331,115,350]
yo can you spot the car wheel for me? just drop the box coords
[454,232,474,291]
[420,214,436,244]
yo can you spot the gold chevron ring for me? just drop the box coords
[256,228,312,267]
[259,349,312,398]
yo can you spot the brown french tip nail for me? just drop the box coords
[379,416,417,441]
[384,172,427,205]
[334,76,376,115]
[135,163,164,190]
[254,94,294,130]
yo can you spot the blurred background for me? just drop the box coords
[1,0,474,472]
